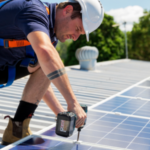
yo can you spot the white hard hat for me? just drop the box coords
[66,0,104,41]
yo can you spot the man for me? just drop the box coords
[0,0,104,145]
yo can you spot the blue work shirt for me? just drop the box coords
[0,0,58,70]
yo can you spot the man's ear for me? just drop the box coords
[63,5,73,16]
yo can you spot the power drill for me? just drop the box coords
[55,104,88,141]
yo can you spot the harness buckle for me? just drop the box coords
[4,39,12,48]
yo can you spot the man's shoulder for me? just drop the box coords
[9,0,46,12]
[2,0,47,14]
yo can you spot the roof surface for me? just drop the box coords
[0,59,150,148]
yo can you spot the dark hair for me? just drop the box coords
[57,2,82,19]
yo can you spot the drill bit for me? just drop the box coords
[77,131,80,141]
[77,127,81,141]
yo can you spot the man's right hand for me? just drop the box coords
[68,102,87,128]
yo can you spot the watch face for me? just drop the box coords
[59,120,69,133]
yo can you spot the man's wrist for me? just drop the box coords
[67,100,79,110]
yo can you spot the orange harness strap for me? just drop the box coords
[4,6,50,48]
[4,39,30,48]
[45,6,50,15]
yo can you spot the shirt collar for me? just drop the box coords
[44,3,57,29]
[43,3,58,46]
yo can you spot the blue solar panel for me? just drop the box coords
[121,86,150,100]
[137,89,150,99]
[138,131,150,139]
[3,109,150,150]
[121,87,146,97]
[94,96,130,111]
[98,138,129,148]
[76,113,150,149]
[41,127,56,137]
[40,110,150,149]
[8,135,112,150]
[128,143,150,150]
[93,96,150,118]
[0,145,5,149]
[132,109,148,117]
[6,83,150,150]
[9,136,61,150]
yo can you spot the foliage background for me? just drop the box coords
[64,14,125,66]
[56,11,150,66]
[127,11,150,60]
[56,39,72,63]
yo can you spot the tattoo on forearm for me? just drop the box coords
[35,100,40,105]
[47,68,66,80]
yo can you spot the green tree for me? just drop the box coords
[128,10,150,60]
[64,13,125,66]
[56,39,73,63]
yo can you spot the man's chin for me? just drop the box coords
[59,38,66,43]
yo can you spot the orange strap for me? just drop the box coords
[0,0,6,2]
[4,39,30,48]
[4,39,55,48]
[45,6,50,15]
[4,6,50,48]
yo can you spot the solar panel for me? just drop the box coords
[93,87,150,118]
[3,110,150,150]
[8,136,113,150]
[0,146,4,149]
[2,79,150,150]
[7,137,113,150]
[121,87,146,97]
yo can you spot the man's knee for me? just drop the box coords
[28,62,40,73]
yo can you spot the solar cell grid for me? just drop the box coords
[93,95,150,117]
[7,135,115,150]
[134,110,150,118]
[121,86,150,101]
[98,116,150,149]
[38,110,150,150]
[9,137,92,150]
[138,131,150,139]
[90,79,150,150]
[128,143,150,150]
[121,87,146,97]
[137,89,150,99]
[94,96,130,111]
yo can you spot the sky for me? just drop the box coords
[42,0,150,31]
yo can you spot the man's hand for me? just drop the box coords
[68,102,87,128]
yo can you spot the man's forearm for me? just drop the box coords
[43,85,65,115]
[37,44,78,106]
[28,31,79,106]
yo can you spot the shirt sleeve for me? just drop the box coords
[15,5,50,37]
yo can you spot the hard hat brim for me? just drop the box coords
[86,32,89,41]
